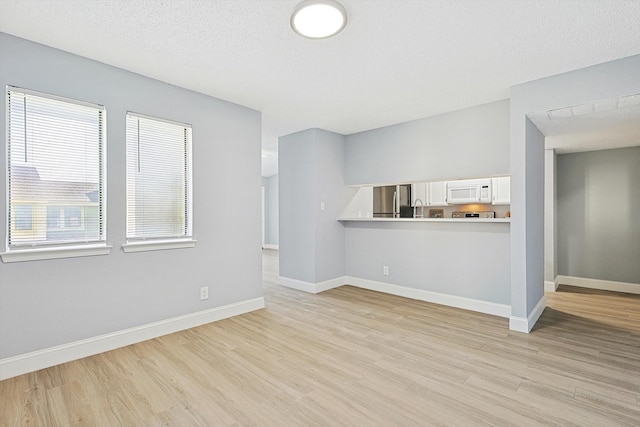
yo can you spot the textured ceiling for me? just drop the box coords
[529,95,640,154]
[1,0,640,174]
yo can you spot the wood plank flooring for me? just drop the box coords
[1,249,640,425]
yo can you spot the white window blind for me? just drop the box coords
[126,113,192,241]
[6,87,106,249]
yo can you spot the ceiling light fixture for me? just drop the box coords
[291,0,347,39]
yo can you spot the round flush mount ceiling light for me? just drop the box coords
[291,0,347,39]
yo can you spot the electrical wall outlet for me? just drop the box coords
[383,266,389,276]
[200,286,209,301]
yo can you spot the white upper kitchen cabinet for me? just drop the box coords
[491,176,511,205]
[428,181,448,206]
[411,182,427,207]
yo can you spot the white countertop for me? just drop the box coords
[338,217,511,223]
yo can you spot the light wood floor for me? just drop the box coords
[2,250,640,426]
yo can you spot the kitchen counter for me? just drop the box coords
[338,217,511,223]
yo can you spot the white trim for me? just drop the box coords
[6,87,108,252]
[279,276,316,293]
[263,244,279,250]
[338,217,511,223]
[345,276,511,318]
[127,111,192,129]
[529,296,547,330]
[556,275,640,295]
[0,297,264,381]
[509,295,546,333]
[544,278,559,292]
[122,239,196,253]
[279,276,344,294]
[315,277,346,293]
[278,275,511,318]
[508,316,528,333]
[1,244,112,263]
[8,85,105,109]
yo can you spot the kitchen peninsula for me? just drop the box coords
[336,182,511,318]
[279,102,512,324]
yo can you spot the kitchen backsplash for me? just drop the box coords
[415,204,511,219]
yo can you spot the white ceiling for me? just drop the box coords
[529,94,640,154]
[1,0,640,175]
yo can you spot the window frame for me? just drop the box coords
[122,112,195,253]
[1,86,111,263]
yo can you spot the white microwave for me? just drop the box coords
[447,179,492,204]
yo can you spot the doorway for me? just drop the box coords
[528,93,640,295]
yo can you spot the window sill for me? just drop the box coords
[121,239,197,253]
[1,244,112,263]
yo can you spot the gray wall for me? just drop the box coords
[279,130,317,282]
[524,119,545,312]
[265,174,279,246]
[345,222,510,305]
[340,100,511,309]
[261,174,279,246]
[345,100,510,185]
[279,128,352,283]
[510,53,640,320]
[313,131,353,283]
[557,147,640,284]
[544,149,557,284]
[0,33,263,359]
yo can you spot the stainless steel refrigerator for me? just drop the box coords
[373,185,411,218]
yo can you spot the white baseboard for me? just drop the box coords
[556,275,640,295]
[509,295,546,333]
[0,297,265,381]
[262,244,279,250]
[315,277,347,293]
[279,276,345,294]
[279,275,511,318]
[345,276,512,318]
[544,278,559,292]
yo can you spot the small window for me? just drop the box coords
[14,205,33,230]
[126,113,193,242]
[64,207,83,228]
[6,87,106,249]
[47,206,61,229]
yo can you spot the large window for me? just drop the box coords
[6,87,106,249]
[126,113,193,242]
